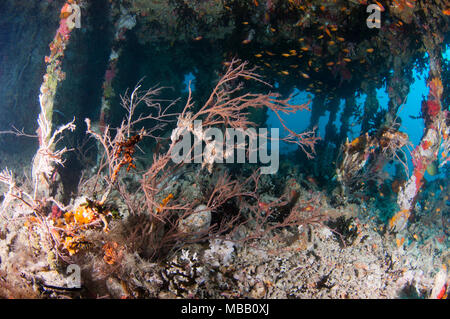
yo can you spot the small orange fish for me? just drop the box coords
[444,9,450,15]
[326,61,335,66]
[405,0,415,9]
[301,46,310,51]
[366,48,374,53]
[374,0,385,12]
[280,70,289,75]
[242,39,251,44]
[343,58,352,62]
[350,137,361,147]
[266,51,275,56]
[193,36,203,41]
[282,53,291,57]
[253,0,259,6]
[301,72,310,79]
[328,41,335,46]
[254,53,262,58]
[337,37,345,42]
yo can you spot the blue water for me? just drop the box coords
[266,47,450,180]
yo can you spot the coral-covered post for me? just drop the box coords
[32,1,81,198]
[98,1,136,134]
[390,48,446,232]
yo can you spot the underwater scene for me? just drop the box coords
[0,0,449,299]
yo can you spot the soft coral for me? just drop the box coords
[423,99,440,117]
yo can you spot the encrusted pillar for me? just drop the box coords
[98,1,136,132]
[32,1,82,199]
[390,46,446,231]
